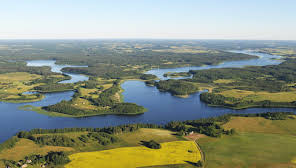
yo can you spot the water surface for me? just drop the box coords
[0,51,294,143]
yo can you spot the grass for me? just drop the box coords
[19,105,75,117]
[0,138,73,161]
[198,116,296,168]
[65,141,201,168]
[0,72,41,81]
[199,132,296,168]
[223,116,296,135]
[140,163,198,168]
[224,89,296,102]
[118,128,183,147]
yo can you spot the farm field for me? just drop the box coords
[0,128,186,167]
[198,116,296,168]
[218,89,296,103]
[65,141,201,168]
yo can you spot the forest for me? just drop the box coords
[154,79,199,96]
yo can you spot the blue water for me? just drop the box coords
[26,60,89,83]
[0,51,294,143]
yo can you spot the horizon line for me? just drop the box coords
[0,38,296,41]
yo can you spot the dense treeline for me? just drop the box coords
[232,112,294,120]
[155,79,199,96]
[34,83,74,92]
[16,123,160,136]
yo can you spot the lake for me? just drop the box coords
[0,51,295,143]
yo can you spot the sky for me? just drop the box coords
[0,0,295,40]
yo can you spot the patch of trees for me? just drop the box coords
[4,151,70,168]
[33,135,78,147]
[155,79,199,96]
[140,74,157,80]
[165,115,232,137]
[84,80,98,89]
[18,132,120,147]
[145,80,155,86]
[34,83,74,92]
[142,140,161,149]
[111,103,146,114]
[81,132,119,145]
[42,100,94,116]
[163,72,190,78]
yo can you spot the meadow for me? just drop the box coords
[198,116,296,168]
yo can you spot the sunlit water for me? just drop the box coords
[0,51,295,143]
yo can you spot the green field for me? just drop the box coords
[198,116,296,168]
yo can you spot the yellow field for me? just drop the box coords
[219,89,296,102]
[213,79,234,84]
[65,141,200,168]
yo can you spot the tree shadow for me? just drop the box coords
[184,161,198,167]
[140,140,150,148]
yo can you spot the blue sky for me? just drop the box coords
[0,0,295,40]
